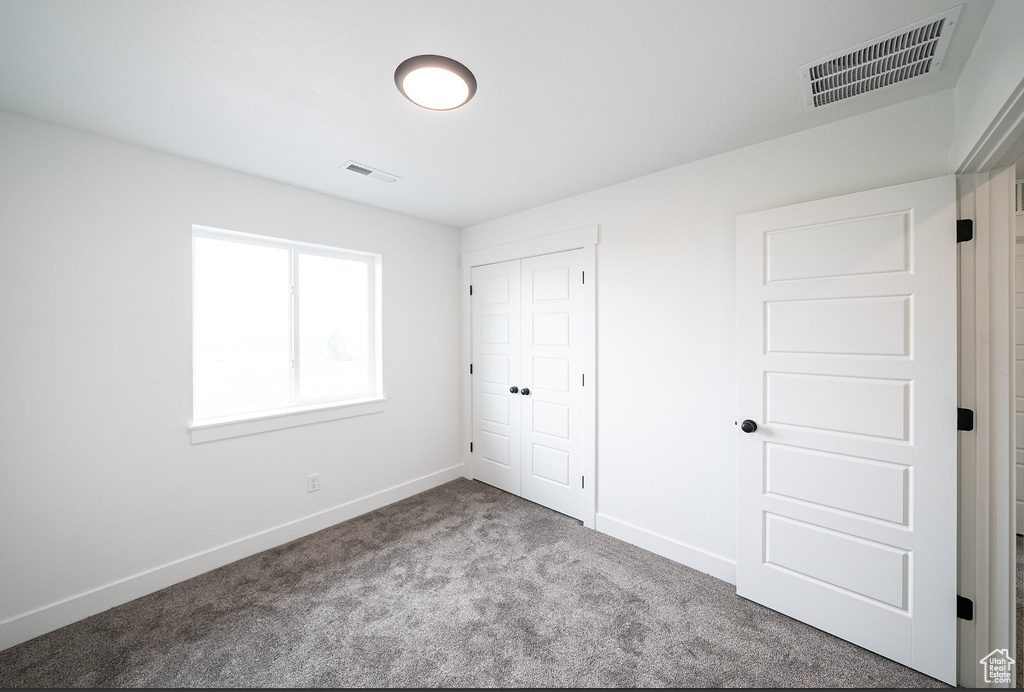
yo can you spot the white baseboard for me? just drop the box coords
[595,513,736,585]
[0,464,464,652]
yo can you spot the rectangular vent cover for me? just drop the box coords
[801,5,960,108]
[341,160,400,183]
[1016,180,1024,215]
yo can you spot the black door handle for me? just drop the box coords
[521,388,530,396]
[740,419,757,433]
[509,386,518,394]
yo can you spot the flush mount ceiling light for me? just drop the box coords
[395,54,477,111]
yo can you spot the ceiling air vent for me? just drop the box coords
[340,160,400,183]
[800,5,961,108]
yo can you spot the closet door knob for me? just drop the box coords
[521,388,530,396]
[509,386,518,394]
[740,419,758,433]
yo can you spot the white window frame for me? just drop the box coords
[189,225,384,443]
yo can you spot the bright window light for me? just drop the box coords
[192,226,381,424]
[297,253,370,402]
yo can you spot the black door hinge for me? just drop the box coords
[469,284,473,295]
[470,363,473,375]
[957,408,974,431]
[470,442,473,453]
[582,270,585,284]
[956,219,973,243]
[582,475,585,489]
[957,595,974,621]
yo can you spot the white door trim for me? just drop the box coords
[956,78,1024,175]
[1015,237,1024,538]
[952,69,1024,691]
[953,70,1024,689]
[461,225,598,528]
[956,168,1017,688]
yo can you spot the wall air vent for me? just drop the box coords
[800,5,960,109]
[1016,180,1024,215]
[340,160,400,183]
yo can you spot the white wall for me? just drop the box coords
[951,0,1024,170]
[0,112,462,649]
[461,90,956,582]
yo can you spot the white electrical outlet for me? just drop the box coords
[307,473,320,493]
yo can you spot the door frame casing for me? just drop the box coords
[460,225,598,528]
[956,168,1017,688]
[954,75,1024,689]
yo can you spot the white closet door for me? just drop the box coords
[520,250,586,520]
[470,249,586,520]
[471,259,522,496]
[736,174,957,684]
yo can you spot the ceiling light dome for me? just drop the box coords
[395,54,477,111]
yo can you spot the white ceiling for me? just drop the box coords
[0,0,995,228]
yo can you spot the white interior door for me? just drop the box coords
[471,249,586,520]
[520,251,585,519]
[471,259,522,496]
[736,174,957,684]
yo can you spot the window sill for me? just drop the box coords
[189,397,386,444]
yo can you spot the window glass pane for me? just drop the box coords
[298,253,370,401]
[193,237,291,419]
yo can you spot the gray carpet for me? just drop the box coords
[0,478,949,688]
